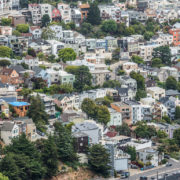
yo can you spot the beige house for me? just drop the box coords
[147,87,165,100]
[90,69,111,86]
[122,62,138,75]
[0,26,12,36]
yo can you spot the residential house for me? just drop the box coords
[118,75,137,91]
[28,4,42,25]
[139,43,160,61]
[105,143,130,177]
[116,87,136,101]
[146,87,165,100]
[52,8,61,22]
[71,9,81,27]
[73,132,89,153]
[0,83,17,102]
[159,96,176,120]
[0,26,12,36]
[11,15,26,26]
[79,3,90,21]
[111,102,132,125]
[158,66,178,82]
[14,117,37,141]
[60,110,86,124]
[23,55,39,69]
[58,3,71,24]
[39,4,52,20]
[107,108,122,127]
[90,69,111,86]
[169,28,180,46]
[29,26,42,39]
[166,89,180,97]
[8,101,30,117]
[72,120,103,144]
[122,62,138,75]
[137,148,163,167]
[28,40,52,55]
[49,25,63,40]
[32,93,55,117]
[0,68,23,86]
[148,122,180,139]
[0,121,19,145]
[0,99,9,118]
[47,40,65,56]
[53,94,79,111]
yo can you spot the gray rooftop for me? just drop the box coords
[1,122,15,131]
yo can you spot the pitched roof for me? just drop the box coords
[1,122,15,131]
[0,68,14,75]
[25,55,34,60]
[21,33,33,37]
[30,26,40,31]
[9,65,25,73]
[80,4,90,9]
[106,131,117,138]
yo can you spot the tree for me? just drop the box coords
[130,71,145,90]
[101,20,117,34]
[134,123,157,139]
[42,14,50,27]
[175,106,180,121]
[54,122,78,163]
[103,80,121,88]
[1,18,11,26]
[37,52,45,61]
[124,146,136,161]
[27,95,48,131]
[173,128,180,146]
[32,77,47,89]
[12,30,21,36]
[162,115,171,124]
[97,106,110,125]
[70,65,92,92]
[87,3,101,25]
[165,76,177,90]
[88,144,110,177]
[135,89,147,101]
[0,60,10,67]
[131,55,144,64]
[81,98,97,119]
[19,88,32,100]
[2,134,45,180]
[115,123,131,136]
[80,22,93,36]
[152,46,171,65]
[0,173,9,180]
[39,136,58,178]
[0,46,12,58]
[41,27,55,40]
[151,58,162,67]
[16,24,29,33]
[20,0,28,8]
[28,48,36,57]
[157,130,167,139]
[143,31,154,41]
[58,48,76,63]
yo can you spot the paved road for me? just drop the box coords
[127,159,180,180]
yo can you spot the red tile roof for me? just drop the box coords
[25,55,34,60]
[30,26,40,31]
[106,131,117,138]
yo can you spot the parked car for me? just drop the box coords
[164,154,170,159]
[166,163,172,167]
[140,176,148,180]
[121,172,130,179]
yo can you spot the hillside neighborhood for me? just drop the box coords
[1,0,180,180]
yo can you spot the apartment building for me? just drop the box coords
[39,3,52,20]
[29,4,42,25]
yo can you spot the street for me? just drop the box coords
[128,159,180,180]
